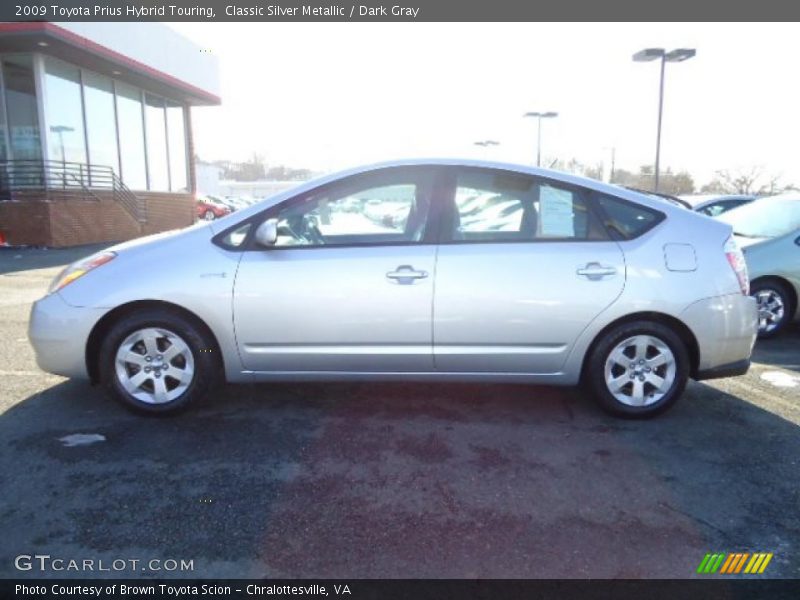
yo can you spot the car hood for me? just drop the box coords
[105,221,214,255]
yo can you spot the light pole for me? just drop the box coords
[523,111,558,167]
[632,47,695,192]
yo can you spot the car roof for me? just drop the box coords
[212,158,692,226]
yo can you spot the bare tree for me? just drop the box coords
[701,167,797,196]
[610,165,694,195]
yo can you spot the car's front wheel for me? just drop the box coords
[99,309,220,414]
[585,321,689,418]
[751,280,792,338]
[203,210,216,221]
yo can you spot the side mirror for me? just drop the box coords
[254,219,278,247]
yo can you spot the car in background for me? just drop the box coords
[28,159,757,418]
[682,194,756,217]
[718,194,800,337]
[196,196,232,221]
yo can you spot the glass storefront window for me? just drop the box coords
[2,55,41,161]
[166,100,188,192]
[0,71,7,162]
[115,82,147,190]
[83,70,119,176]
[43,58,87,167]
[144,93,169,191]
[0,53,191,194]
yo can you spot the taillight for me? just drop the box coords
[724,235,749,295]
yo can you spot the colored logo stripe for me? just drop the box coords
[698,552,773,575]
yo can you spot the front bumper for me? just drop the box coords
[28,292,108,379]
[680,293,757,378]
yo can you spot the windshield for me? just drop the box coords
[718,198,800,238]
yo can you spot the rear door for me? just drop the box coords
[432,167,625,374]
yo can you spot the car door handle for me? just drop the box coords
[386,265,428,283]
[577,262,617,280]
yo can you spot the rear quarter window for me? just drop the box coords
[596,195,664,240]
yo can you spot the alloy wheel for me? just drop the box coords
[604,335,676,407]
[755,289,785,334]
[114,327,195,404]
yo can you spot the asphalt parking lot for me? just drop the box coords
[0,245,798,579]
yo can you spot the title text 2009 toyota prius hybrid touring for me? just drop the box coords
[29,160,758,418]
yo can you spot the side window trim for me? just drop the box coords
[213,166,443,251]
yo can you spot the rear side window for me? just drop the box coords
[447,169,608,242]
[596,195,663,240]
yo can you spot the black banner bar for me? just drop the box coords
[2,0,800,22]
[3,579,800,600]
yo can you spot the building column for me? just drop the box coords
[185,106,196,196]
[32,53,49,164]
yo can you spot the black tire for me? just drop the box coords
[585,320,690,418]
[203,210,216,221]
[751,279,793,339]
[98,308,221,415]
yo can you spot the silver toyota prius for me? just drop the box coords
[29,160,758,418]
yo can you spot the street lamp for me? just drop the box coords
[523,111,558,167]
[633,47,696,192]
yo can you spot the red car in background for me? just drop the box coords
[196,196,232,221]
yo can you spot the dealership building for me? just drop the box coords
[0,22,220,246]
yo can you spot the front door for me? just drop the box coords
[233,167,439,373]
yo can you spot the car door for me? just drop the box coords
[232,167,439,373]
[433,167,625,374]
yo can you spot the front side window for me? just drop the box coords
[268,171,431,248]
[448,169,606,242]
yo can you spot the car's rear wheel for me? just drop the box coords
[751,280,792,338]
[586,321,689,418]
[99,309,220,414]
[203,210,216,221]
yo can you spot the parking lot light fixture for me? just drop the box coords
[523,111,558,167]
[633,47,696,192]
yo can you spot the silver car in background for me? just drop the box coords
[682,194,756,217]
[717,194,800,337]
[29,160,757,418]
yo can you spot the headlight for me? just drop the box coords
[48,251,117,294]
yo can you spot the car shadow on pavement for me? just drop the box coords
[0,377,797,579]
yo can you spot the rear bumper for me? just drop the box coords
[695,358,750,381]
[680,293,757,377]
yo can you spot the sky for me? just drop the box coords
[170,22,800,187]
